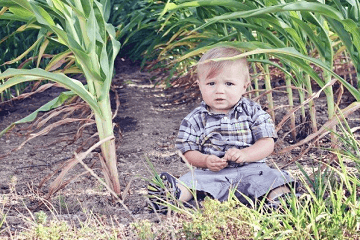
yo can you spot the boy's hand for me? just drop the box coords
[205,155,228,172]
[224,148,247,164]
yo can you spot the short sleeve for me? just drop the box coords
[176,118,201,153]
[249,103,278,142]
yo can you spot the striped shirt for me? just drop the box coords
[176,98,277,160]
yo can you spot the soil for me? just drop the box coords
[0,59,359,237]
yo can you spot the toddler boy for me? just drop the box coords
[148,47,296,212]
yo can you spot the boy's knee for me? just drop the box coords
[267,185,291,200]
[178,184,193,202]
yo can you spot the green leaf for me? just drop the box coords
[29,1,55,26]
[159,0,251,18]
[190,2,344,33]
[80,0,92,18]
[8,5,33,18]
[219,20,285,48]
[0,68,102,116]
[177,42,360,101]
[2,0,31,12]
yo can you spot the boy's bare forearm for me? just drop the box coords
[183,150,208,168]
[245,137,275,161]
[240,138,274,162]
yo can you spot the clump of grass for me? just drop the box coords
[19,211,129,240]
[131,219,155,240]
[131,216,185,240]
[0,190,132,240]
[181,198,253,240]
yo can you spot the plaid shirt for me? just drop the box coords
[176,98,277,160]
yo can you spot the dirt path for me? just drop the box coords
[0,68,201,233]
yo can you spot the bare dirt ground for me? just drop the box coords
[0,60,359,238]
[0,62,202,237]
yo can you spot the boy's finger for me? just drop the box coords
[223,153,232,161]
[225,154,236,162]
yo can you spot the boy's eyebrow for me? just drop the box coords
[204,77,238,81]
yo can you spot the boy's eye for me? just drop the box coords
[225,82,234,86]
[207,82,215,86]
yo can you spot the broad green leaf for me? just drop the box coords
[239,22,283,47]
[177,42,360,101]
[85,5,96,48]
[1,0,31,12]
[80,0,92,18]
[8,5,33,18]
[326,17,360,72]
[99,23,120,100]
[29,1,55,26]
[0,68,102,116]
[0,11,32,21]
[71,45,103,81]
[94,1,106,42]
[291,17,331,62]
[190,2,344,33]
[342,18,360,53]
[159,0,251,18]
[99,0,110,22]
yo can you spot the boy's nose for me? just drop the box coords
[215,84,225,93]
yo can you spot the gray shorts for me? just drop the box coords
[179,162,295,204]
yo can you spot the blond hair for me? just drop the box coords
[197,47,250,83]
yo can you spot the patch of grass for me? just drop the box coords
[1,153,359,239]
[141,152,360,239]
[132,220,155,240]
[181,198,253,240]
[18,211,127,240]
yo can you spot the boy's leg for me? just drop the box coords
[267,185,291,201]
[178,183,193,202]
[266,185,302,209]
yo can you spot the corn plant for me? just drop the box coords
[146,0,360,148]
[111,0,360,124]
[0,0,121,195]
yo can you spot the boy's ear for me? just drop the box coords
[196,79,200,85]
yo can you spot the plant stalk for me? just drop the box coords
[304,73,318,134]
[264,61,275,120]
[285,75,296,140]
[94,94,121,196]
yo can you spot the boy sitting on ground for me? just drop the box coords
[148,46,296,212]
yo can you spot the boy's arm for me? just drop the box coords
[184,150,228,172]
[224,137,274,163]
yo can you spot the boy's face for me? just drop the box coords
[198,63,249,114]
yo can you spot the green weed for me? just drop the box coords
[132,220,155,240]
